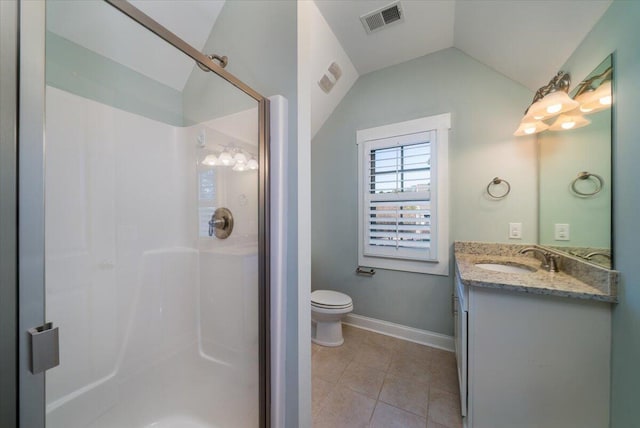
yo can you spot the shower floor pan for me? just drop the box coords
[47,344,259,428]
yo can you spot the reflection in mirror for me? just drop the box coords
[538,55,613,268]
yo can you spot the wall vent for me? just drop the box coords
[360,1,404,34]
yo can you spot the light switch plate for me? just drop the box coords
[555,223,570,241]
[509,222,522,239]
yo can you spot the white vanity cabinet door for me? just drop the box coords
[453,276,468,416]
[466,286,611,428]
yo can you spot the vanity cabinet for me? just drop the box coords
[455,272,611,428]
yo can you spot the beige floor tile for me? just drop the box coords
[399,341,439,362]
[362,330,405,351]
[428,387,463,428]
[370,402,427,428]
[312,343,324,356]
[320,386,376,427]
[430,364,460,395]
[388,352,431,384]
[426,419,450,428]
[313,411,368,428]
[342,324,367,344]
[353,342,393,371]
[338,362,386,399]
[430,349,457,372]
[312,348,351,384]
[312,377,335,416]
[379,373,430,417]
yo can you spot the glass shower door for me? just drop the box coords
[41,2,268,427]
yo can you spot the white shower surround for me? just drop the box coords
[44,87,285,428]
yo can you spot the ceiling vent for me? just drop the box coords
[360,1,404,34]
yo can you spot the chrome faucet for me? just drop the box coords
[519,247,560,272]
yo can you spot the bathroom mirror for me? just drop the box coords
[538,55,613,268]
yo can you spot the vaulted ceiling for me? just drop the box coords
[314,0,611,91]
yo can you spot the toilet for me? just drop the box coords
[311,290,353,347]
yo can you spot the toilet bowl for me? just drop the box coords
[311,290,353,347]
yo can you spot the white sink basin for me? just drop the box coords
[475,263,535,274]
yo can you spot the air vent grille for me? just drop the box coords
[381,5,401,24]
[360,1,404,34]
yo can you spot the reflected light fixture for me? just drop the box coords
[232,163,247,172]
[218,151,234,166]
[548,109,591,131]
[575,80,612,114]
[234,152,247,164]
[247,158,259,170]
[202,154,218,166]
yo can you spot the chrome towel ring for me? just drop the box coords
[487,177,511,199]
[571,171,604,197]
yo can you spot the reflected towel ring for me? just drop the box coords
[571,171,604,197]
[487,177,511,199]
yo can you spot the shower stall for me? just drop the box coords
[11,1,284,427]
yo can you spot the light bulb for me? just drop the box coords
[218,151,234,166]
[234,152,247,164]
[580,106,594,113]
[524,127,536,135]
[533,114,545,120]
[232,163,246,172]
[547,103,562,114]
[600,95,612,105]
[202,154,218,166]
[561,121,576,130]
[247,159,259,170]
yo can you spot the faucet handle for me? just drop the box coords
[547,253,560,273]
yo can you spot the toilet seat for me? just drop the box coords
[311,290,352,309]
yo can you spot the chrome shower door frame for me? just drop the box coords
[17,1,271,427]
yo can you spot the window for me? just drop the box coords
[357,114,450,275]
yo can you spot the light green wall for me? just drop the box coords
[538,109,611,248]
[182,2,299,426]
[560,1,640,425]
[46,31,184,126]
[311,48,535,335]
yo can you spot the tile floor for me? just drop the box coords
[312,325,463,428]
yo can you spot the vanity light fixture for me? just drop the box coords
[513,120,549,136]
[515,71,580,136]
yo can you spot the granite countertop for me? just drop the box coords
[455,242,617,303]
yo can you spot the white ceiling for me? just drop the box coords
[47,0,225,91]
[314,0,612,91]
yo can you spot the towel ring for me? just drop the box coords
[571,171,604,197]
[487,177,511,199]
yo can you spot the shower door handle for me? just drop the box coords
[28,322,60,374]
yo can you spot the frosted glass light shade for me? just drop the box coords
[234,152,247,164]
[202,154,218,166]
[548,111,591,131]
[527,91,579,121]
[247,159,259,170]
[514,119,549,136]
[218,151,235,166]
[232,162,247,171]
[576,81,612,114]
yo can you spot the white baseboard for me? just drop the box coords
[343,313,455,352]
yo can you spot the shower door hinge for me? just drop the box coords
[28,322,60,374]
